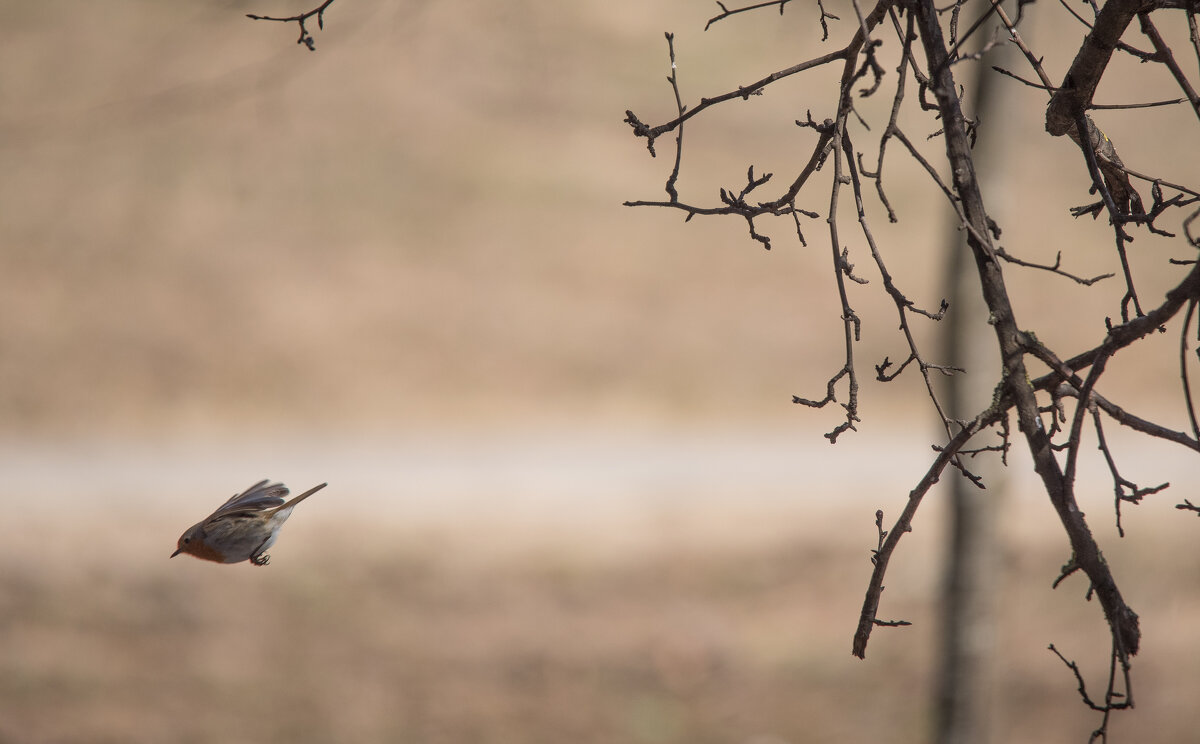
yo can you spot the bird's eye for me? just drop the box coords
[183,537,191,544]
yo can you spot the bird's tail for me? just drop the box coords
[279,482,328,510]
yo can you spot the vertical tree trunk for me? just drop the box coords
[933,10,1019,742]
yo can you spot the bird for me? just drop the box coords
[171,479,327,566]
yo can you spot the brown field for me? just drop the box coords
[1,1,1198,742]
[2,489,1199,744]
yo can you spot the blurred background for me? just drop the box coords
[1,1,1197,742]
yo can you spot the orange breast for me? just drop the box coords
[180,539,229,563]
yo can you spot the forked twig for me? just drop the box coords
[247,0,338,50]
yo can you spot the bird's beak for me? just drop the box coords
[170,547,183,558]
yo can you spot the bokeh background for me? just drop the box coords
[1,1,1197,742]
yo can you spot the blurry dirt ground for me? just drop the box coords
[1,501,1198,744]
[1,1,1199,743]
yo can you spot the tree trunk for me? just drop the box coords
[933,10,1018,742]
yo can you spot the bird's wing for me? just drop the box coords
[209,479,289,518]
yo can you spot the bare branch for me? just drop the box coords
[704,0,840,36]
[853,413,994,658]
[1137,11,1200,123]
[247,0,338,50]
[1177,498,1200,516]
[624,49,851,155]
[1091,407,1170,538]
[1045,0,1144,137]
[625,1,1200,733]
[664,33,685,202]
[1181,298,1200,441]
[994,247,1115,286]
[991,65,1056,91]
[1048,642,1133,742]
[1092,96,1189,110]
[911,0,1142,668]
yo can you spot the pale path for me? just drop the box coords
[1,425,1192,531]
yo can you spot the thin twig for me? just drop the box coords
[1137,11,1200,123]
[994,247,1114,286]
[1092,407,1170,538]
[705,0,796,31]
[247,0,338,50]
[853,414,993,658]
[1181,299,1200,441]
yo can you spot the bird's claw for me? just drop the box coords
[251,553,271,566]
